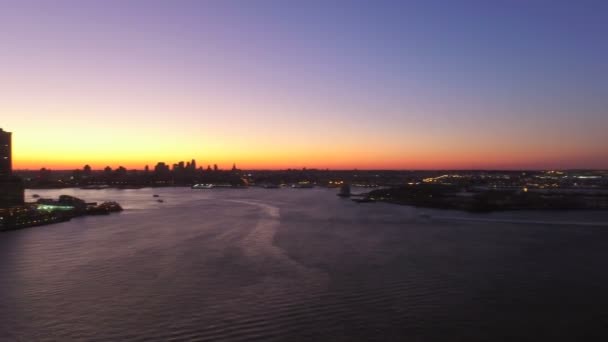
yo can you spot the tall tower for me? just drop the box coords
[0,128,11,176]
[0,128,23,207]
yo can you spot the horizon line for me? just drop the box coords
[13,167,607,172]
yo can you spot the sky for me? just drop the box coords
[1,0,607,170]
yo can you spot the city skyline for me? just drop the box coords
[2,1,608,170]
[8,157,608,172]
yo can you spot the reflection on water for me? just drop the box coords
[1,188,608,341]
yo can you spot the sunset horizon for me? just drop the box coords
[3,1,607,171]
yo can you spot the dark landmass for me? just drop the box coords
[10,165,608,213]
[13,165,608,191]
[360,184,608,212]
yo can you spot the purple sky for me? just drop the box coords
[2,0,607,169]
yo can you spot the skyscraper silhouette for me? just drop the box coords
[0,128,24,207]
[0,128,12,176]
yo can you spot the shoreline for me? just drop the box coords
[1,196,123,232]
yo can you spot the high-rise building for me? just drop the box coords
[0,128,24,208]
[0,128,11,176]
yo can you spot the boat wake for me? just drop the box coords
[223,198,329,287]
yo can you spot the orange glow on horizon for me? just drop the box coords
[13,145,606,171]
[5,101,608,171]
[2,2,608,173]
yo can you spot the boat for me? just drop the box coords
[191,184,246,189]
[157,199,164,203]
[32,194,40,198]
[153,194,160,197]
[86,201,123,215]
[192,184,214,189]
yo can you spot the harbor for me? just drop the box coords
[0,195,123,231]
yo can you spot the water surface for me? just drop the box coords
[1,188,607,341]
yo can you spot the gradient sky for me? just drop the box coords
[1,0,607,170]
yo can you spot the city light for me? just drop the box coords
[36,204,75,212]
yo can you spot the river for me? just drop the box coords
[1,187,607,341]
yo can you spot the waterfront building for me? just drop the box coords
[0,128,11,176]
[0,128,25,208]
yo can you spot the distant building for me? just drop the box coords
[0,128,24,208]
[83,164,92,177]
